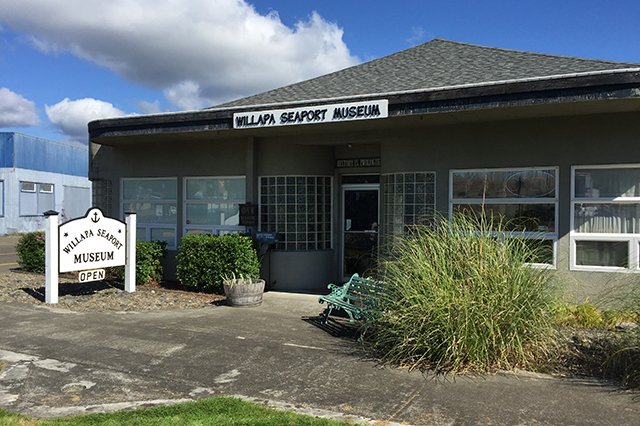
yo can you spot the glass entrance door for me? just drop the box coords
[342,184,379,279]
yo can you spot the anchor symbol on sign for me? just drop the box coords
[91,211,100,223]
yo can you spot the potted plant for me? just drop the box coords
[222,272,265,307]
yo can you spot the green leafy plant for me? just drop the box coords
[366,213,559,374]
[176,234,260,293]
[222,271,257,286]
[97,240,167,285]
[16,231,46,273]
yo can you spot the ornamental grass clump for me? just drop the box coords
[366,213,559,374]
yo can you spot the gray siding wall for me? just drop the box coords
[90,111,640,299]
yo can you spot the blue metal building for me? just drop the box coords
[0,132,91,234]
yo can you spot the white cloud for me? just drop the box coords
[45,98,125,142]
[0,87,40,127]
[0,0,359,109]
[137,100,163,114]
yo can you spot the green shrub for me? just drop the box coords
[176,234,260,292]
[16,232,46,273]
[105,240,167,285]
[366,213,559,374]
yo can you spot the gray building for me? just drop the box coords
[0,132,91,234]
[89,39,640,300]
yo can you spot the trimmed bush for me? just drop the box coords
[366,213,559,374]
[105,240,167,285]
[16,232,46,273]
[176,234,260,293]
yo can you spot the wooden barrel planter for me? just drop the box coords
[223,279,265,307]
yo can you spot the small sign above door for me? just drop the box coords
[336,157,381,168]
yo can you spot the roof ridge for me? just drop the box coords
[429,38,640,67]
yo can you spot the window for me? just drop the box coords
[571,165,640,271]
[20,182,55,216]
[450,167,558,266]
[0,180,4,217]
[381,172,436,240]
[122,178,177,249]
[184,176,246,235]
[259,176,332,251]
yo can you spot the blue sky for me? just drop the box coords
[1,0,639,144]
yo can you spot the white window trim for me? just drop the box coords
[39,183,54,194]
[20,181,36,193]
[570,164,640,272]
[122,177,178,250]
[449,166,559,268]
[182,176,247,236]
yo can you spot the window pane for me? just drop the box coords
[185,228,213,235]
[452,169,555,199]
[20,191,38,215]
[453,203,556,232]
[574,168,640,198]
[21,181,36,192]
[150,227,176,248]
[136,227,146,241]
[123,202,177,224]
[576,241,628,267]
[185,177,245,201]
[123,179,176,200]
[38,191,54,212]
[574,203,640,234]
[521,239,554,265]
[39,183,53,193]
[185,203,239,225]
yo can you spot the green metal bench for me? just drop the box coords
[318,273,384,324]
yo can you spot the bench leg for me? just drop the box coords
[321,306,333,324]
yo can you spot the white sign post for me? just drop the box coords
[124,211,136,293]
[44,211,59,304]
[44,207,136,304]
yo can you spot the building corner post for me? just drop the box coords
[44,210,59,304]
[125,212,136,292]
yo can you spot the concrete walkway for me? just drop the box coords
[0,292,638,425]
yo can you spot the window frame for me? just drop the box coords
[182,176,247,236]
[121,177,178,250]
[19,181,55,216]
[449,166,559,268]
[570,164,640,272]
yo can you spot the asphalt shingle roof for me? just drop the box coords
[217,39,640,108]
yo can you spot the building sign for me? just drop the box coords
[233,99,388,129]
[59,208,126,273]
[239,203,257,227]
[336,157,381,168]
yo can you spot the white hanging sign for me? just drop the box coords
[59,208,126,273]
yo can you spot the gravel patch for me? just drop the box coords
[0,269,224,312]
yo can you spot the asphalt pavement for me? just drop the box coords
[0,291,638,425]
[0,235,19,273]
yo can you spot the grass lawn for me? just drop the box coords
[0,397,352,425]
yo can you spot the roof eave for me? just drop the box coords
[89,69,640,141]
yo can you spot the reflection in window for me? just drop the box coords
[450,167,558,266]
[122,178,177,248]
[184,177,246,235]
[259,176,332,251]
